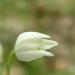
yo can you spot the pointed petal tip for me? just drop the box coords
[49,40,59,47]
[40,51,54,56]
[27,32,51,38]
[46,52,54,56]
[53,41,59,47]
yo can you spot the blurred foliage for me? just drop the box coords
[0,0,75,75]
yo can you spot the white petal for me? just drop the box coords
[15,32,50,47]
[16,50,54,62]
[41,39,58,50]
[17,32,50,40]
[15,38,42,51]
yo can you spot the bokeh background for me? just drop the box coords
[0,0,75,75]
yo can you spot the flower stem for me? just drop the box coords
[6,65,10,75]
[6,50,15,75]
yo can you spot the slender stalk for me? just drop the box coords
[6,50,15,75]
[0,64,3,75]
[6,65,10,75]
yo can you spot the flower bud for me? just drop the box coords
[15,32,58,62]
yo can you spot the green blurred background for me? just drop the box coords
[0,0,75,75]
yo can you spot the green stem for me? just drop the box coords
[6,65,10,75]
[0,63,3,75]
[6,50,15,75]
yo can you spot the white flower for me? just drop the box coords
[0,43,3,63]
[15,32,58,62]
